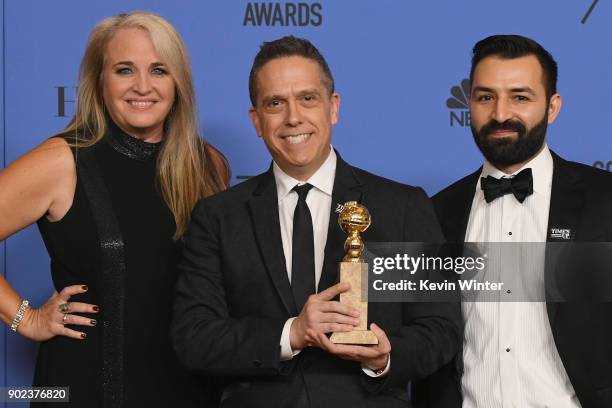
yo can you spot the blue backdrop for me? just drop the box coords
[1,1,610,406]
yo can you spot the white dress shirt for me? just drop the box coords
[275,147,389,377]
[462,145,580,408]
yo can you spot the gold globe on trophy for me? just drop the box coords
[338,201,371,263]
[331,201,378,345]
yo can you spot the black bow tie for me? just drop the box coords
[481,168,534,204]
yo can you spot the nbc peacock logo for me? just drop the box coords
[446,79,471,127]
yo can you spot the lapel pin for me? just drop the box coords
[549,228,572,240]
[334,203,345,214]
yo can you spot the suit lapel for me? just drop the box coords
[445,170,480,243]
[545,151,586,328]
[248,168,297,316]
[318,153,364,293]
[449,171,479,380]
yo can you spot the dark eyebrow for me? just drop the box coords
[260,88,324,105]
[472,86,536,96]
[509,87,536,95]
[296,88,322,97]
[472,86,495,94]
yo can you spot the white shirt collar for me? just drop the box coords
[480,144,553,195]
[273,146,336,201]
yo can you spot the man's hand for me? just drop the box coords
[306,323,391,372]
[289,282,360,350]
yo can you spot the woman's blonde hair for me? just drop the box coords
[60,11,228,238]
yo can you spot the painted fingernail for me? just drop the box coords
[82,285,88,291]
[90,319,97,326]
[92,306,99,312]
[80,333,87,339]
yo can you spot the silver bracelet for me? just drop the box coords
[10,299,30,332]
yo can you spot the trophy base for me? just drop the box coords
[330,330,378,345]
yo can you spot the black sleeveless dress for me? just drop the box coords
[34,122,209,407]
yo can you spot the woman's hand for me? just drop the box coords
[19,285,99,341]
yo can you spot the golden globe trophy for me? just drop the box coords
[330,201,378,345]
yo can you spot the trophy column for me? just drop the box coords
[330,201,378,345]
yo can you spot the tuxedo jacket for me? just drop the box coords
[171,153,461,408]
[417,151,612,408]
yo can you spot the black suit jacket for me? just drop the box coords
[172,153,461,408]
[421,151,612,408]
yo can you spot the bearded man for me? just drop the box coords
[418,35,612,408]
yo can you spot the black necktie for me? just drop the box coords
[481,167,534,204]
[291,183,316,311]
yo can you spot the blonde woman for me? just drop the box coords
[0,12,228,407]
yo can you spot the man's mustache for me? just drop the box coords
[479,120,526,137]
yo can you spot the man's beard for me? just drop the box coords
[471,112,548,167]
